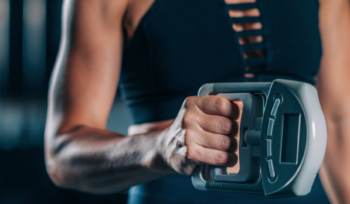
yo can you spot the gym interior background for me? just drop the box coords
[0,0,131,203]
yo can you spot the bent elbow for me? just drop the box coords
[45,155,71,189]
[44,128,76,189]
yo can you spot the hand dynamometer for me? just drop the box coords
[191,79,327,198]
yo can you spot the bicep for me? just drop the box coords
[47,0,128,135]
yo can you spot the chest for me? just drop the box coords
[122,0,322,93]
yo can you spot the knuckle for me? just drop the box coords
[219,118,232,133]
[184,96,197,108]
[182,111,195,126]
[219,137,231,150]
[215,153,229,165]
[214,97,228,111]
[186,145,198,161]
[184,128,194,141]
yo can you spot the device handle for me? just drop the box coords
[208,93,263,183]
[197,82,271,97]
[192,82,269,193]
[192,166,264,194]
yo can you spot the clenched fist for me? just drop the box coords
[158,95,242,175]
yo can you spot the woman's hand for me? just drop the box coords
[158,95,241,175]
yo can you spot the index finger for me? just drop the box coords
[196,95,241,119]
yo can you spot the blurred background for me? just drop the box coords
[0,0,131,203]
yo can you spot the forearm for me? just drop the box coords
[320,117,350,204]
[45,126,174,194]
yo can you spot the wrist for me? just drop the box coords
[141,129,175,174]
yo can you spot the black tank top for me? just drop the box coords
[120,0,328,203]
[120,0,322,125]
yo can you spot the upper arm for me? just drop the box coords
[317,0,350,118]
[46,0,128,137]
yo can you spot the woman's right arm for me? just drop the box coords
[45,0,239,195]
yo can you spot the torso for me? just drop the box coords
[124,0,267,78]
[123,0,259,134]
[121,0,320,126]
[120,1,327,203]
[123,0,171,135]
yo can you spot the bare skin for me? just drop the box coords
[45,0,350,202]
[318,0,350,203]
[46,0,240,194]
